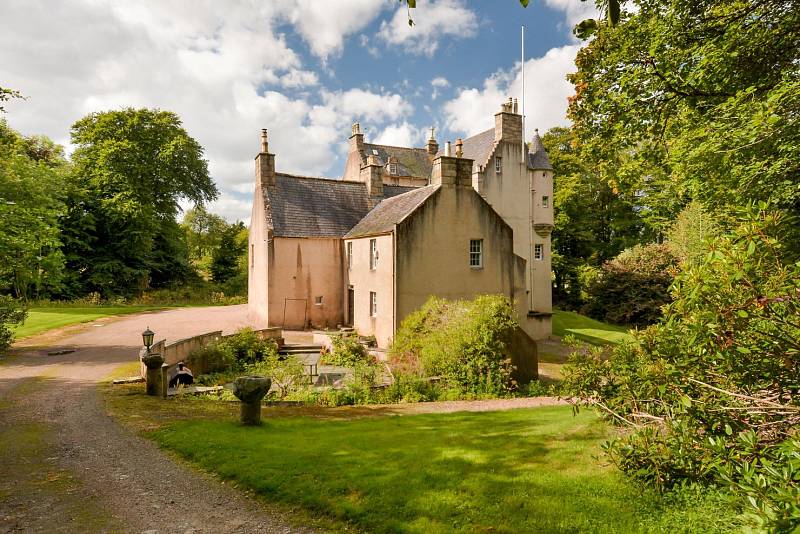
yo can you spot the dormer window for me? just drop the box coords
[372,149,379,155]
[389,163,398,175]
[495,156,502,174]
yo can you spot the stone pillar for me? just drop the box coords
[232,376,272,425]
[142,353,165,396]
[161,363,169,398]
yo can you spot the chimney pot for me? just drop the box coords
[260,129,269,153]
[455,138,463,158]
[444,141,452,157]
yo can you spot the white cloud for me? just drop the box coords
[431,76,450,99]
[373,122,424,147]
[283,0,389,59]
[0,0,412,222]
[443,45,580,138]
[377,0,478,56]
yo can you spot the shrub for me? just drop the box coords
[563,208,800,531]
[323,333,371,368]
[0,295,26,352]
[582,243,680,326]
[216,327,278,366]
[246,355,306,399]
[389,295,518,396]
[186,344,234,374]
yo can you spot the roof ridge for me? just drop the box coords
[274,172,364,185]
[364,142,428,152]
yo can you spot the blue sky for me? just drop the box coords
[0,0,595,222]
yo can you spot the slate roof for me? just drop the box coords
[437,128,497,169]
[344,185,440,239]
[527,131,553,170]
[363,143,433,179]
[383,184,417,198]
[264,174,371,238]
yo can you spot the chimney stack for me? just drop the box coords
[494,97,522,143]
[431,153,473,188]
[255,128,275,187]
[360,153,384,204]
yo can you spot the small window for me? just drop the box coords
[542,195,549,208]
[347,241,353,270]
[372,149,379,155]
[314,296,323,305]
[534,244,543,260]
[495,156,502,174]
[389,163,398,175]
[370,291,377,317]
[250,244,254,268]
[369,239,378,270]
[469,239,483,268]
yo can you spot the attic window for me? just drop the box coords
[495,156,502,174]
[389,163,398,175]
[372,149,379,155]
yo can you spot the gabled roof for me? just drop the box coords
[383,184,417,198]
[437,128,497,170]
[363,143,433,179]
[527,131,553,170]
[264,174,371,238]
[344,185,440,239]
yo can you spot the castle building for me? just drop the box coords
[248,98,553,348]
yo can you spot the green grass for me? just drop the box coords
[552,309,634,345]
[151,406,733,533]
[13,306,167,339]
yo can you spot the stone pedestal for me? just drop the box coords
[232,376,272,425]
[142,353,165,396]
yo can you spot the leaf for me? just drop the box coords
[519,0,530,6]
[725,424,733,436]
[680,395,692,408]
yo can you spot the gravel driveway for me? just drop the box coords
[0,305,313,533]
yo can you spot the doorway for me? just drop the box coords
[347,286,354,326]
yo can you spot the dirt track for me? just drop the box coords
[0,305,312,533]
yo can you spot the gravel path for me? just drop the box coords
[0,305,312,533]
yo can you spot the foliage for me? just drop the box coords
[0,86,22,113]
[543,127,648,310]
[0,295,27,352]
[563,208,800,530]
[210,221,247,284]
[62,108,217,297]
[568,0,800,254]
[186,344,235,375]
[666,201,720,265]
[216,328,279,367]
[246,355,306,399]
[390,295,518,395]
[0,120,66,299]
[582,243,681,326]
[323,333,371,368]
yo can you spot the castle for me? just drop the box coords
[248,98,553,348]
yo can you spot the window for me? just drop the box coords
[250,244,254,268]
[314,296,323,305]
[495,156,502,174]
[389,163,398,175]
[534,244,543,260]
[469,239,483,268]
[372,149,379,155]
[369,239,378,270]
[370,291,377,317]
[542,195,549,208]
[347,241,353,270]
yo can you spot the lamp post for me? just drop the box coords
[141,327,163,396]
[142,327,155,353]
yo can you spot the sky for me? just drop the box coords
[0,0,596,223]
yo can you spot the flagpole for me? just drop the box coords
[521,25,525,162]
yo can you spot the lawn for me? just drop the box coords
[149,405,733,533]
[13,306,167,339]
[552,309,633,345]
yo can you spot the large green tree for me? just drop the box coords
[568,0,800,250]
[64,108,217,296]
[0,120,65,299]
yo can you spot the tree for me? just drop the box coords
[64,108,217,296]
[568,0,800,253]
[0,295,26,353]
[210,222,246,284]
[0,120,65,299]
[563,208,800,530]
[543,127,646,309]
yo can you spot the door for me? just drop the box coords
[347,286,354,326]
[282,298,307,330]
